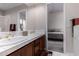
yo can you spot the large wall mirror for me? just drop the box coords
[0,10,27,32]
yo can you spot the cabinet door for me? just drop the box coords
[34,45,40,56]
[25,42,34,56]
[8,42,34,56]
[34,39,40,56]
[20,46,27,56]
[20,42,34,56]
[40,35,45,51]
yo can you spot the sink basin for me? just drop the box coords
[0,36,28,46]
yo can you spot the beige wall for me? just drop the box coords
[5,4,27,15]
[48,12,64,32]
[65,3,79,53]
[27,4,47,31]
[0,10,4,16]
[0,16,5,31]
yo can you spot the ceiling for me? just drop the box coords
[0,3,23,11]
[0,3,63,12]
[0,3,41,11]
[48,3,64,13]
[25,3,40,7]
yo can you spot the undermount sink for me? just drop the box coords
[0,36,28,47]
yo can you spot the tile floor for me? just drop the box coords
[48,51,74,56]
[52,51,74,56]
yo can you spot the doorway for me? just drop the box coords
[47,3,64,53]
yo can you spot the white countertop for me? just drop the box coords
[0,31,45,56]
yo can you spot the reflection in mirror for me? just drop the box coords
[0,13,19,32]
[19,10,26,31]
[0,10,27,32]
[9,24,16,31]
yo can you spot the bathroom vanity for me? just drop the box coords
[8,35,45,56]
[0,31,47,56]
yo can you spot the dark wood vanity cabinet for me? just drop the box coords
[8,49,21,56]
[8,42,34,56]
[8,35,46,56]
[20,42,34,56]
